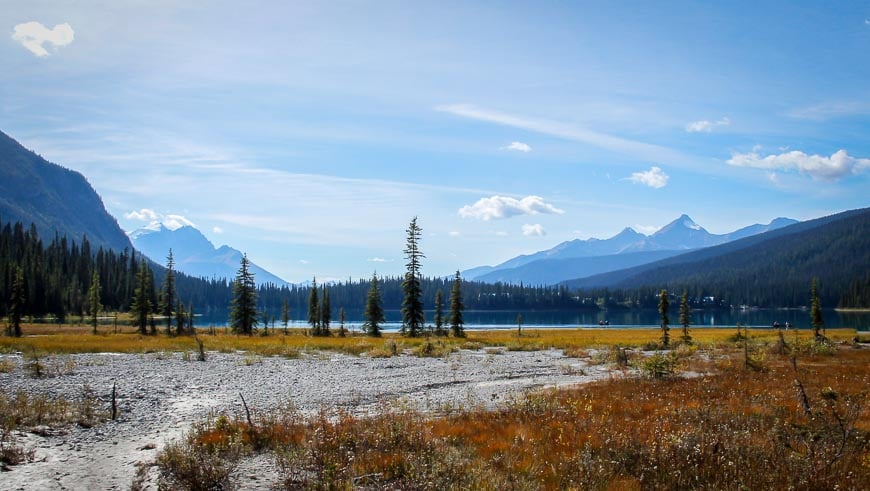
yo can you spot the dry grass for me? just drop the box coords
[156,344,870,489]
[2,323,858,358]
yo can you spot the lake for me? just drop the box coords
[196,308,870,332]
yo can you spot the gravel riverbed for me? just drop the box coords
[0,347,617,490]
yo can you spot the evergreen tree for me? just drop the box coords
[176,300,186,334]
[363,272,385,337]
[433,289,445,336]
[679,290,691,344]
[261,309,270,336]
[338,307,346,337]
[229,254,258,335]
[281,298,290,334]
[129,259,152,335]
[401,217,425,337]
[811,278,824,340]
[87,269,102,334]
[188,302,195,332]
[161,249,176,335]
[517,313,523,337]
[449,270,465,338]
[308,277,320,335]
[8,266,24,337]
[659,289,670,348]
[320,286,331,336]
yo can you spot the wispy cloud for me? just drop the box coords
[125,208,159,221]
[788,101,870,120]
[12,21,74,57]
[368,257,391,262]
[627,166,669,188]
[212,226,224,234]
[436,104,688,166]
[448,231,461,237]
[503,141,532,152]
[685,117,730,133]
[727,149,870,180]
[459,195,565,221]
[521,224,546,236]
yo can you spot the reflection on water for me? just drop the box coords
[195,308,870,331]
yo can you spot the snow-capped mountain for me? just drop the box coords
[130,224,289,286]
[464,214,798,285]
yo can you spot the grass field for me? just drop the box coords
[0,323,861,357]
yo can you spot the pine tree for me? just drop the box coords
[281,298,290,335]
[811,278,824,340]
[320,286,331,336]
[87,269,102,334]
[176,300,186,335]
[401,217,425,337]
[363,272,385,337]
[188,302,195,332]
[229,254,258,335]
[679,291,691,344]
[308,277,320,335]
[129,259,152,335]
[338,307,346,337]
[659,289,670,348]
[161,249,176,335]
[517,313,523,337]
[8,266,24,337]
[433,289,445,336]
[449,270,465,337]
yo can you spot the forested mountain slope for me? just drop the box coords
[563,207,870,307]
[0,130,132,252]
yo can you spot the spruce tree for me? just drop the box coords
[363,272,385,337]
[811,278,824,340]
[679,291,691,344]
[659,289,670,348]
[401,217,425,337]
[129,259,152,335]
[161,249,176,335]
[281,298,290,334]
[308,277,320,335]
[87,269,102,334]
[188,302,195,332]
[433,289,445,336]
[229,254,258,335]
[320,286,331,336]
[8,266,24,337]
[338,307,346,337]
[449,270,465,338]
[176,300,186,335]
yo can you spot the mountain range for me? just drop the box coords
[130,224,289,286]
[0,130,132,252]
[464,214,798,285]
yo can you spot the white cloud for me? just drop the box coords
[368,257,390,262]
[125,208,159,221]
[627,166,669,188]
[212,226,224,234]
[788,101,870,120]
[727,149,870,180]
[503,141,532,152]
[125,209,195,230]
[299,259,310,265]
[495,231,508,237]
[162,214,195,230]
[448,231,461,237]
[12,21,75,57]
[521,224,546,236]
[458,195,565,221]
[685,117,730,133]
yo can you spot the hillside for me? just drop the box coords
[563,207,870,307]
[0,130,131,252]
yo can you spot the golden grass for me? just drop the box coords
[0,324,859,357]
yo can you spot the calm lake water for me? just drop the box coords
[196,308,870,332]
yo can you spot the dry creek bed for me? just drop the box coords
[0,347,620,490]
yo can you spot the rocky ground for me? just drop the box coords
[0,347,618,490]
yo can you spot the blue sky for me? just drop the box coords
[3,1,869,283]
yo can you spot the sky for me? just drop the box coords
[2,1,869,283]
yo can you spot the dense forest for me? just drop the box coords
[0,218,591,322]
